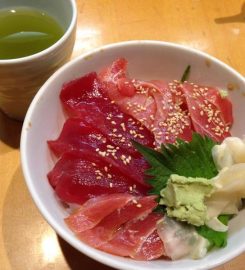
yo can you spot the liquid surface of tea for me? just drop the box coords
[0,7,64,59]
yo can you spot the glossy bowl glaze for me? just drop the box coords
[21,41,245,270]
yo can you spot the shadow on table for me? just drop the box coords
[0,110,23,151]
[2,166,45,270]
[2,165,115,270]
[58,236,115,270]
[215,2,245,24]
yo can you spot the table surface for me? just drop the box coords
[1,1,245,269]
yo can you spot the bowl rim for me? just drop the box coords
[20,40,245,270]
[0,0,77,64]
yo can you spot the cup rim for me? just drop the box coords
[0,0,77,64]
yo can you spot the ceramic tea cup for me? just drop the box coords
[0,0,77,120]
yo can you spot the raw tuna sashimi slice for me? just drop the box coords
[205,87,233,125]
[99,60,156,130]
[78,195,158,247]
[99,58,193,144]
[148,80,192,144]
[99,212,163,258]
[60,72,155,155]
[47,118,151,188]
[48,118,108,157]
[99,58,136,97]
[65,193,133,233]
[60,72,102,117]
[180,82,233,142]
[134,230,165,260]
[47,150,148,204]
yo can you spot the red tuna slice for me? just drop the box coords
[134,230,165,260]
[74,106,155,157]
[49,112,154,159]
[99,59,192,145]
[99,212,163,258]
[181,82,233,142]
[47,150,148,204]
[60,72,104,117]
[65,193,133,233]
[48,118,109,157]
[78,195,158,247]
[60,71,155,155]
[60,69,126,119]
[47,118,151,188]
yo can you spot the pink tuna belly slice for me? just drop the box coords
[134,230,165,261]
[78,195,158,247]
[99,60,157,131]
[65,193,133,233]
[99,212,163,258]
[181,82,232,142]
[99,58,193,145]
[150,82,192,144]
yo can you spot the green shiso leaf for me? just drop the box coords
[132,133,230,249]
[180,65,191,82]
[196,215,231,248]
[132,133,218,195]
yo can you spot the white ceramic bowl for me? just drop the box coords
[21,41,245,270]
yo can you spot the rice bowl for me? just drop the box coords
[21,40,245,270]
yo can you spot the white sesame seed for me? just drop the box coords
[120,123,126,131]
[107,145,114,149]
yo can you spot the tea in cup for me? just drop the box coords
[0,0,77,120]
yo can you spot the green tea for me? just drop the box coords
[0,7,64,59]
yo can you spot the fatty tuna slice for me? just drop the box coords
[99,212,163,258]
[47,150,147,204]
[78,195,158,247]
[99,58,193,145]
[134,230,165,260]
[180,82,233,142]
[148,80,192,144]
[99,59,156,130]
[65,193,133,233]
